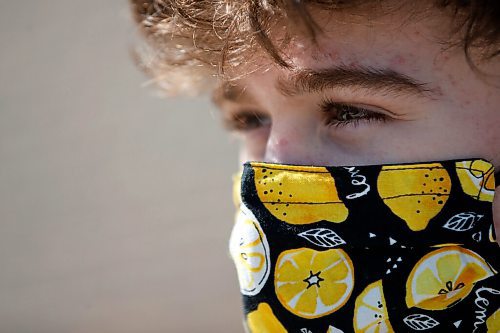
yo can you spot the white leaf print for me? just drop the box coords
[404,314,440,331]
[298,228,346,248]
[443,212,483,232]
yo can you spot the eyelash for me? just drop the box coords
[224,111,271,132]
[224,100,388,132]
[319,99,388,128]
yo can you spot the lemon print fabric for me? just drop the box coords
[486,308,500,332]
[250,162,348,224]
[353,280,394,333]
[377,163,451,231]
[456,159,495,202]
[274,247,354,319]
[232,158,499,332]
[406,245,496,310]
[229,205,271,296]
[246,303,287,333]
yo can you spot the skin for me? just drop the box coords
[214,4,500,239]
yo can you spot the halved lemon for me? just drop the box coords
[229,206,270,296]
[406,246,496,310]
[456,160,495,202]
[353,280,394,333]
[246,303,287,333]
[251,163,348,224]
[275,247,354,319]
[377,163,451,231]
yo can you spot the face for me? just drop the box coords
[213,5,500,237]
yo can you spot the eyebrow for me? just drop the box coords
[213,64,438,105]
[212,82,255,106]
[276,65,437,98]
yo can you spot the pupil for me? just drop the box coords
[339,105,363,121]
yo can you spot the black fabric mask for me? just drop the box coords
[229,158,499,332]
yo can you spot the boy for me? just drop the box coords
[131,1,499,331]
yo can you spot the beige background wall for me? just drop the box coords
[0,1,243,332]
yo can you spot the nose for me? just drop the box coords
[263,112,325,165]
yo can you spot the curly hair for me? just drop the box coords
[129,0,500,96]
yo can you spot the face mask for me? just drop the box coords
[229,158,499,333]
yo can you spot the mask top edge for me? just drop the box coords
[243,157,493,170]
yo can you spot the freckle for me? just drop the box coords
[328,50,339,61]
[277,138,288,147]
[391,55,406,66]
[447,74,457,86]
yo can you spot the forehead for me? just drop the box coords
[285,4,452,69]
[214,5,452,104]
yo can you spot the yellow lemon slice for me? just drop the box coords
[275,247,354,319]
[246,303,287,333]
[456,160,495,202]
[486,308,500,332]
[406,246,496,310]
[377,163,451,231]
[353,280,394,333]
[229,206,271,296]
[251,163,348,224]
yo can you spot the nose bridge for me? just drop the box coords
[264,112,319,165]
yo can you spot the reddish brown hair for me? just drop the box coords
[130,0,500,95]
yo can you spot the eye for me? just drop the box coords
[319,99,388,128]
[223,110,271,132]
